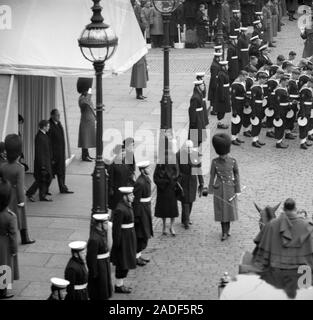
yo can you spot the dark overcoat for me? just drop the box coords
[48,119,66,177]
[0,161,27,230]
[240,0,256,27]
[249,43,260,58]
[78,94,96,148]
[133,174,153,240]
[111,200,137,270]
[153,164,179,219]
[301,28,313,59]
[227,43,239,82]
[208,156,240,222]
[188,87,207,145]
[130,56,149,89]
[214,70,231,114]
[237,34,249,70]
[86,228,112,300]
[202,84,209,127]
[64,257,89,300]
[0,209,19,281]
[33,131,52,182]
[208,59,221,104]
[108,162,135,210]
[176,149,203,204]
[229,17,241,36]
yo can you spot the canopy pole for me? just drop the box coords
[60,77,71,159]
[2,75,14,141]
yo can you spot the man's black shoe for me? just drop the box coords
[236,138,245,143]
[0,293,14,299]
[82,157,93,162]
[27,195,35,202]
[40,198,53,202]
[136,257,147,266]
[115,285,132,294]
[60,190,74,194]
[301,143,308,150]
[252,142,261,148]
[232,140,241,146]
[217,123,229,129]
[257,141,266,146]
[243,131,252,137]
[276,142,289,149]
[306,141,313,147]
[285,133,296,140]
[266,131,275,138]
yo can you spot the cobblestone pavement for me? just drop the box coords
[11,17,313,300]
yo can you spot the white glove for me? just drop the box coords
[17,202,25,207]
[88,88,92,94]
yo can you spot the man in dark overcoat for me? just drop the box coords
[177,140,203,229]
[196,72,209,127]
[227,35,240,83]
[208,52,223,115]
[64,241,89,300]
[215,61,231,129]
[252,19,264,41]
[188,80,207,147]
[77,77,96,162]
[133,161,153,266]
[86,214,112,300]
[26,120,53,202]
[229,9,241,36]
[130,55,149,100]
[237,27,249,70]
[111,187,137,294]
[48,109,73,194]
[240,0,256,27]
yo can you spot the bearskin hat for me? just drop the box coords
[76,77,93,94]
[4,134,22,163]
[212,133,231,156]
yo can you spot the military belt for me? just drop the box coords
[304,102,312,105]
[255,100,263,103]
[231,56,238,59]
[289,94,299,98]
[140,197,151,203]
[235,97,245,100]
[121,223,134,229]
[97,252,110,259]
[280,102,289,106]
[196,107,203,112]
[74,283,87,290]
[223,84,230,88]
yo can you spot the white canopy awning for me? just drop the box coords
[0,0,147,77]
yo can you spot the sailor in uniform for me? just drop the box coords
[237,27,249,71]
[86,214,113,300]
[230,9,241,36]
[273,75,290,149]
[111,187,137,294]
[249,35,260,59]
[64,241,89,300]
[133,161,153,267]
[250,70,268,148]
[47,278,69,300]
[231,70,248,145]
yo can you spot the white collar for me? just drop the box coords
[39,129,46,135]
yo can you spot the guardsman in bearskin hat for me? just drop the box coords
[250,70,268,148]
[215,61,231,130]
[188,80,207,147]
[230,9,241,36]
[86,214,113,300]
[249,35,260,59]
[196,72,209,127]
[47,278,69,300]
[257,44,273,70]
[207,134,241,241]
[231,70,248,146]
[208,52,223,115]
[298,77,313,150]
[177,140,204,230]
[111,187,137,294]
[227,35,240,83]
[237,27,249,71]
[133,161,153,266]
[286,68,301,141]
[242,65,258,138]
[77,77,96,162]
[1,134,35,244]
[252,19,264,41]
[64,241,89,300]
[265,69,284,139]
[273,75,290,149]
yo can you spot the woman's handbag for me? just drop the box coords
[174,181,184,198]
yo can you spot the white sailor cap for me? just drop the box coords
[219,61,229,65]
[194,80,204,85]
[229,35,237,40]
[93,214,109,221]
[68,241,87,251]
[196,72,206,77]
[250,35,259,41]
[232,10,240,13]
[118,187,134,194]
[214,52,223,56]
[214,45,223,50]
[259,44,268,51]
[50,277,70,289]
[137,160,150,169]
[234,28,241,32]
[256,70,269,77]
[255,11,263,15]
[240,27,248,32]
[253,20,261,25]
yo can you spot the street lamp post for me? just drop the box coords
[152,0,180,161]
[215,0,225,58]
[78,0,118,217]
